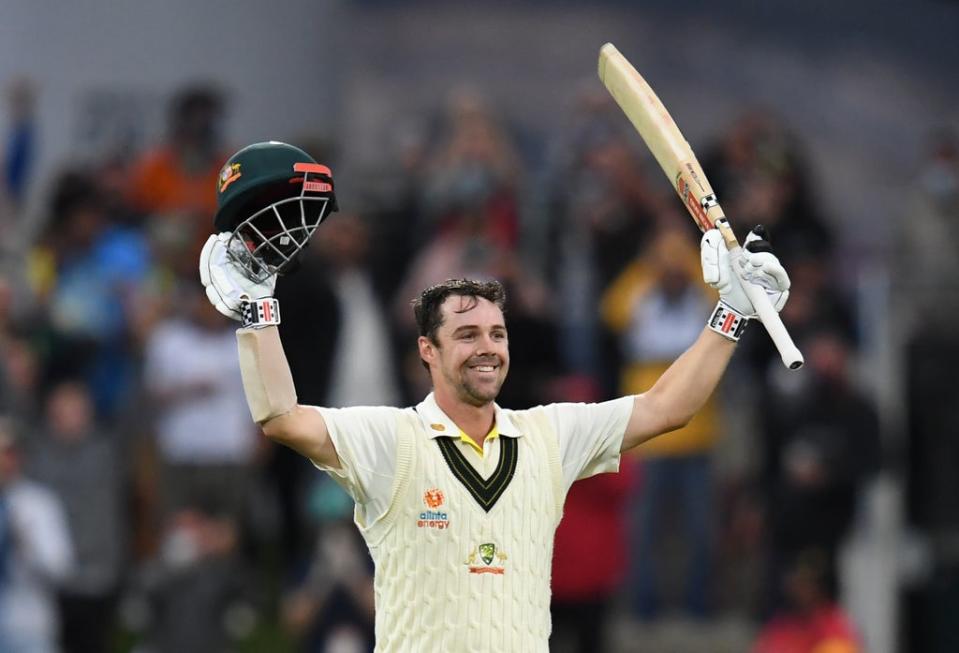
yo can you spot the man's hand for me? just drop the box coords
[701,225,790,318]
[199,233,277,321]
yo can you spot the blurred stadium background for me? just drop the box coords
[0,1,957,651]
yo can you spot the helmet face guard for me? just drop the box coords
[223,162,334,283]
[214,143,338,283]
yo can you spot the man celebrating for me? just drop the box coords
[200,141,790,652]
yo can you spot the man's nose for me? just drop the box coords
[476,333,499,353]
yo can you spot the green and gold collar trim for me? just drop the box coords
[436,436,518,513]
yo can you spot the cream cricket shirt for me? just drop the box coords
[313,393,632,652]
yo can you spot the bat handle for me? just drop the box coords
[729,247,804,369]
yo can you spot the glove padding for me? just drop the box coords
[700,225,790,317]
[199,232,277,321]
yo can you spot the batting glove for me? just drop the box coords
[199,233,280,327]
[701,226,790,339]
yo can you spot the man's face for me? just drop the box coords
[420,295,509,407]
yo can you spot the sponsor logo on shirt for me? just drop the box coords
[464,542,507,575]
[418,488,450,529]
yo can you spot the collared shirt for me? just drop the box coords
[417,393,519,474]
[312,392,633,528]
[458,425,497,458]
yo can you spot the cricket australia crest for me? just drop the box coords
[464,542,508,575]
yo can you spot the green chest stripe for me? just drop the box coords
[435,436,518,512]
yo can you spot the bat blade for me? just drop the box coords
[598,43,720,234]
[598,42,804,370]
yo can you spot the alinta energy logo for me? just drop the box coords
[418,488,450,530]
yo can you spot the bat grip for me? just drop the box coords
[729,247,804,369]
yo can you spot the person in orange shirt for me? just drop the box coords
[128,85,227,255]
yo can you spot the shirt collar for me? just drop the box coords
[415,392,522,440]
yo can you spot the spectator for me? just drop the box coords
[142,283,258,524]
[398,88,528,317]
[702,110,835,268]
[281,475,375,653]
[317,213,402,409]
[127,84,228,259]
[542,95,659,381]
[601,226,720,619]
[752,549,861,653]
[759,329,881,614]
[0,276,41,421]
[394,187,510,317]
[32,170,150,418]
[0,417,73,653]
[422,87,523,250]
[141,505,246,653]
[0,335,40,423]
[899,129,959,328]
[27,381,126,653]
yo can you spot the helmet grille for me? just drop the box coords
[226,180,331,282]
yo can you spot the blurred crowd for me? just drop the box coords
[0,72,952,653]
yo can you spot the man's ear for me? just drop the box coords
[417,336,435,366]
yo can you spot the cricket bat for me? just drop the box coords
[598,43,803,369]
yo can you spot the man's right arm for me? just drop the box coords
[238,324,401,526]
[236,325,340,469]
[199,233,341,469]
[262,405,339,469]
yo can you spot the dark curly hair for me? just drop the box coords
[411,278,506,346]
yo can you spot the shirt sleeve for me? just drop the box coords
[309,405,402,526]
[11,485,74,583]
[542,396,634,490]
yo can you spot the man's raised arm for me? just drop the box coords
[200,233,341,469]
[237,325,340,468]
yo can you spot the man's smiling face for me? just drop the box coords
[421,294,509,407]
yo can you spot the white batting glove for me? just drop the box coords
[701,226,790,318]
[199,233,277,323]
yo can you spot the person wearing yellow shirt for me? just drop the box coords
[602,226,724,619]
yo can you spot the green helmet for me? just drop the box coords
[213,141,337,281]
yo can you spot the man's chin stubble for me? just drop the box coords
[459,379,500,406]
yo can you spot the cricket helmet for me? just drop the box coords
[213,141,337,281]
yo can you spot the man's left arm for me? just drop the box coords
[622,328,735,451]
[621,226,791,452]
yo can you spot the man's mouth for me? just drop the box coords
[468,361,499,374]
